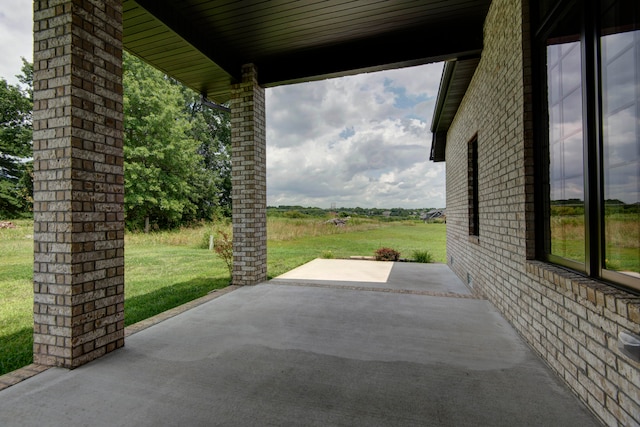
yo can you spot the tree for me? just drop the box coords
[181,87,232,218]
[123,52,206,231]
[0,59,33,218]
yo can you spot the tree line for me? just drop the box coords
[267,205,440,219]
[0,53,231,231]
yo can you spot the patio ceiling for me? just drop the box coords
[122,0,491,104]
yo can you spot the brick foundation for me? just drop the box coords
[32,0,124,368]
[230,64,267,285]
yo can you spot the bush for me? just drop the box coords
[412,249,433,263]
[284,210,307,218]
[374,247,400,261]
[321,250,335,259]
[214,229,233,277]
[201,230,215,249]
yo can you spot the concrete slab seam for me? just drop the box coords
[267,280,485,299]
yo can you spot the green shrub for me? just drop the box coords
[214,229,233,277]
[374,247,400,261]
[412,249,433,263]
[284,210,307,219]
[321,250,335,259]
[201,230,215,249]
[605,258,621,271]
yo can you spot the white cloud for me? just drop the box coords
[266,62,446,209]
[0,2,33,85]
[0,3,447,209]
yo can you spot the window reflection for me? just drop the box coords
[539,0,640,290]
[547,39,585,263]
[601,2,640,276]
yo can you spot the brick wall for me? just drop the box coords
[32,0,124,368]
[230,64,267,286]
[445,0,640,424]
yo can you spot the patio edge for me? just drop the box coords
[0,285,241,391]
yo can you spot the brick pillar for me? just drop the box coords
[32,0,124,368]
[230,64,267,285]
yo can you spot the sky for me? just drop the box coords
[0,1,446,210]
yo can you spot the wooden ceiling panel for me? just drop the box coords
[123,0,491,103]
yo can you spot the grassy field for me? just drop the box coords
[0,219,33,377]
[0,217,446,375]
[267,217,446,276]
[551,213,640,273]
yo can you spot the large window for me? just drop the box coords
[536,0,640,291]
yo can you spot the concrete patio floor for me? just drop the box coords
[0,260,600,426]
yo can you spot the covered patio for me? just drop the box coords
[0,261,599,425]
[21,0,637,424]
[29,0,493,369]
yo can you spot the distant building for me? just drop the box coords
[420,209,446,222]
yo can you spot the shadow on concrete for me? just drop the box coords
[125,276,230,326]
[0,261,601,426]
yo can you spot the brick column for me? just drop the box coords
[230,64,267,285]
[32,0,124,368]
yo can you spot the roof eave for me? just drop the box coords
[429,57,481,162]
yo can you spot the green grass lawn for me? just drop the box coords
[0,217,445,375]
[0,219,35,376]
[123,245,232,326]
[551,214,640,273]
[267,220,446,277]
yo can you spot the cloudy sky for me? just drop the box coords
[1,1,446,209]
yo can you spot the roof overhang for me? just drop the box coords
[123,0,491,104]
[429,57,481,162]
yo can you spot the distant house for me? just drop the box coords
[420,209,446,222]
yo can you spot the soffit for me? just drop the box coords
[429,58,480,162]
[123,0,491,104]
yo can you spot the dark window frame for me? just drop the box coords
[468,135,480,238]
[533,0,640,293]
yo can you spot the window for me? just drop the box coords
[468,136,479,237]
[535,0,640,292]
